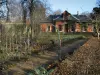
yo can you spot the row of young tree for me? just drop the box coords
[0,0,53,62]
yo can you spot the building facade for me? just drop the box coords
[41,11,94,33]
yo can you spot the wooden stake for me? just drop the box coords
[98,33,100,39]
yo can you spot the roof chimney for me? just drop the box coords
[77,11,79,15]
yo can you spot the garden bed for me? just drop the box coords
[16,38,88,75]
[0,33,89,75]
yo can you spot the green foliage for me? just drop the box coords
[93,7,100,14]
[33,66,54,75]
[62,35,86,42]
[25,66,54,75]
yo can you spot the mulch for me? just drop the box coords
[51,37,100,75]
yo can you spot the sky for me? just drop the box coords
[48,0,96,14]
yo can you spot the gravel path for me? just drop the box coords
[51,37,100,75]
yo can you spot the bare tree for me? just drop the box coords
[97,0,100,6]
[6,0,10,22]
[0,0,7,19]
[27,0,48,39]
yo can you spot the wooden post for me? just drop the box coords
[98,33,100,39]
[63,24,65,34]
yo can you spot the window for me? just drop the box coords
[58,25,62,31]
[71,25,75,32]
[48,26,50,31]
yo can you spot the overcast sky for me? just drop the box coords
[48,0,96,14]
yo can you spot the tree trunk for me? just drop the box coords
[21,3,27,35]
[6,0,10,22]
